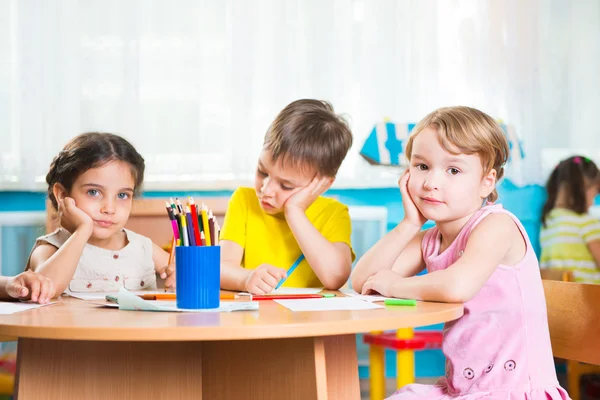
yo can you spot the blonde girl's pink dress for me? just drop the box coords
[387,204,570,400]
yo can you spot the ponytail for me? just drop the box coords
[542,156,600,226]
[541,167,560,227]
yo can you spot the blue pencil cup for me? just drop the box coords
[176,246,220,309]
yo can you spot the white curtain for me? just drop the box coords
[1,0,599,190]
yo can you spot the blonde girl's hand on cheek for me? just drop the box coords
[399,171,427,229]
[284,176,334,214]
[361,270,400,297]
[5,271,56,304]
[59,197,93,236]
[244,264,287,295]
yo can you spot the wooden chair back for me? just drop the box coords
[540,268,574,282]
[543,280,600,365]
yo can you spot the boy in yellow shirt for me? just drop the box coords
[220,99,355,294]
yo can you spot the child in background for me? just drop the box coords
[220,99,355,294]
[26,132,175,294]
[0,271,55,304]
[351,106,568,399]
[540,155,600,283]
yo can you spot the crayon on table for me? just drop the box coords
[384,298,417,306]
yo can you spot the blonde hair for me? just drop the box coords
[405,106,510,202]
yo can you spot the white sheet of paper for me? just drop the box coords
[115,287,258,313]
[339,288,389,302]
[65,290,168,301]
[0,301,58,315]
[274,297,384,312]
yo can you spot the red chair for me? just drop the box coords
[363,329,443,400]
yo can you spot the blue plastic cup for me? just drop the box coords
[176,245,220,309]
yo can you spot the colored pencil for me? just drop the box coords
[275,254,305,289]
[201,204,211,246]
[240,293,325,300]
[139,293,237,301]
[185,207,196,246]
[189,198,202,246]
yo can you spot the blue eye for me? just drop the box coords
[118,193,130,200]
[87,189,99,196]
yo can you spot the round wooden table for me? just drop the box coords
[0,295,462,400]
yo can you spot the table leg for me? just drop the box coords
[15,335,360,400]
[15,338,204,399]
[201,334,360,400]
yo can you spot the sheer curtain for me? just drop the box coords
[1,0,599,190]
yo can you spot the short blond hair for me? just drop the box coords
[405,106,509,202]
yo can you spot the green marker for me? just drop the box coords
[322,293,336,298]
[385,298,416,306]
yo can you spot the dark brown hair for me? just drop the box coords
[542,155,600,226]
[46,132,145,210]
[263,99,353,177]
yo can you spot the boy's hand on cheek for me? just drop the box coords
[284,176,333,214]
[244,264,287,295]
[59,197,94,235]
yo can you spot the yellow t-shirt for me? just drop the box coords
[220,187,355,288]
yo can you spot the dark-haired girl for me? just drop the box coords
[540,155,600,283]
[26,132,175,294]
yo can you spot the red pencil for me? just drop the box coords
[189,198,202,246]
[239,294,325,301]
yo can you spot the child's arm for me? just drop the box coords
[220,240,286,294]
[285,206,352,289]
[284,177,351,290]
[351,223,426,293]
[152,243,175,289]
[581,216,600,270]
[219,187,286,294]
[587,241,600,270]
[0,271,56,304]
[351,171,428,292]
[220,240,251,290]
[362,213,524,303]
[29,198,93,295]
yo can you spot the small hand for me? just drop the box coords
[361,270,400,297]
[159,264,176,291]
[6,271,56,304]
[284,176,334,214]
[399,171,427,228]
[244,264,287,295]
[59,197,94,235]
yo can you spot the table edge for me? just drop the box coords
[0,304,463,341]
